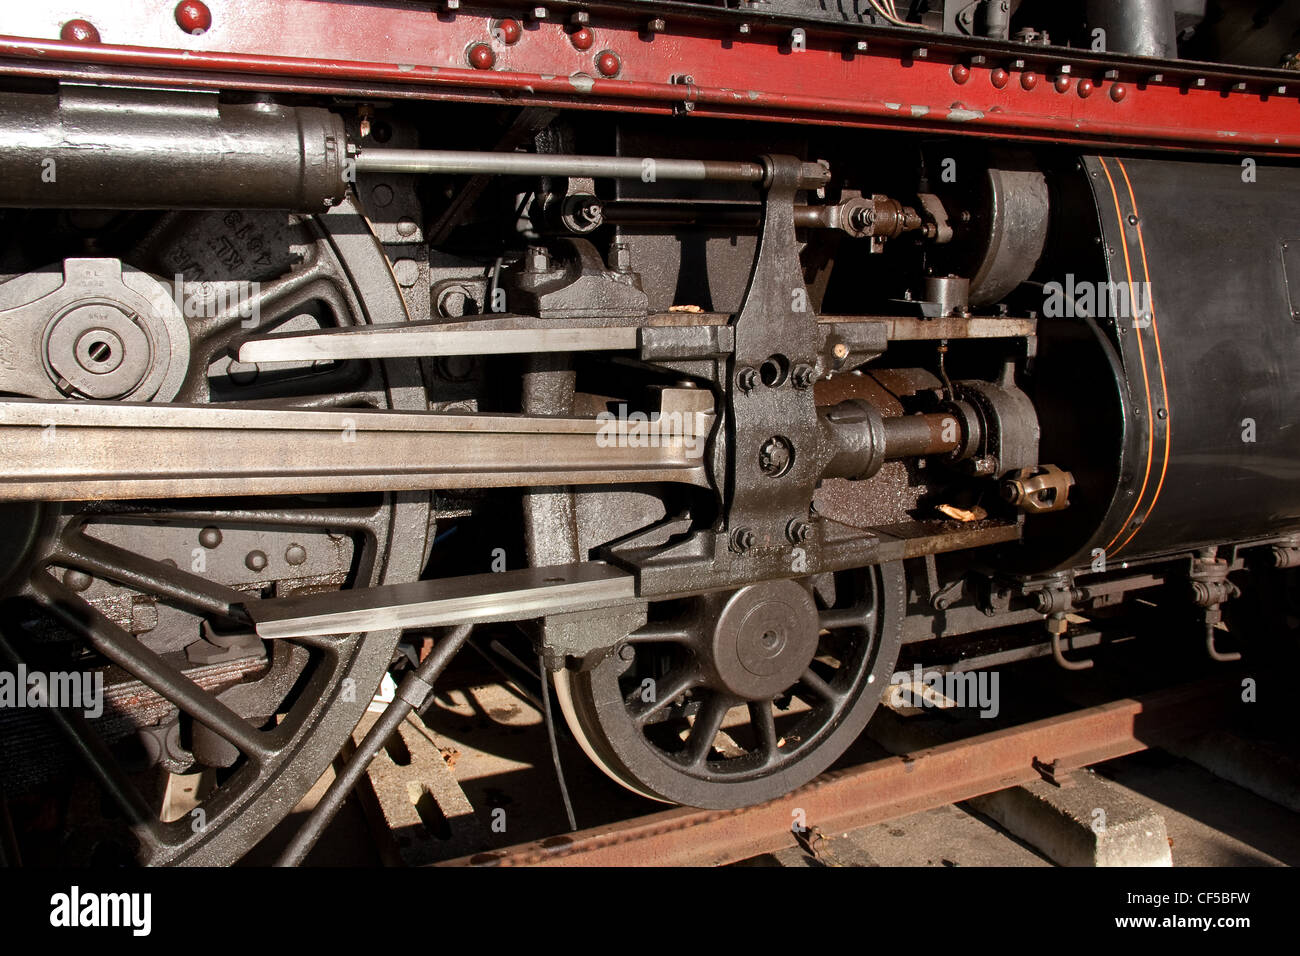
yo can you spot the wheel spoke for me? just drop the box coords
[798,666,841,704]
[53,530,252,623]
[31,573,273,762]
[101,501,387,534]
[684,693,730,767]
[628,669,700,726]
[189,253,335,344]
[748,700,780,762]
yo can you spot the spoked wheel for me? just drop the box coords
[0,202,429,865]
[554,563,904,809]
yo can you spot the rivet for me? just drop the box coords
[63,569,93,592]
[1110,83,1127,102]
[245,550,268,573]
[1054,75,1072,93]
[596,50,621,77]
[571,27,594,51]
[285,544,307,566]
[1078,78,1094,98]
[990,67,1009,89]
[1021,71,1039,91]
[199,526,223,549]
[951,63,970,84]
[174,1,212,35]
[467,43,495,69]
[493,18,522,44]
[60,19,100,43]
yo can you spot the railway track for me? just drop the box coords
[438,679,1237,867]
[300,614,1294,870]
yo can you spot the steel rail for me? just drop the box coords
[440,679,1236,866]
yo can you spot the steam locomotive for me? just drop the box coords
[0,0,1296,864]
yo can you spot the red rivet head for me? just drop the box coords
[951,64,970,84]
[60,19,100,43]
[571,27,594,51]
[990,67,1009,90]
[1078,78,1094,98]
[1110,83,1127,102]
[494,18,521,44]
[596,50,621,77]
[1054,75,1072,93]
[468,43,495,70]
[1021,71,1039,91]
[175,1,212,35]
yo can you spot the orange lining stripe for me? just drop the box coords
[1111,159,1171,555]
[1099,157,1157,555]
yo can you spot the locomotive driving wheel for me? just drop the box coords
[0,202,429,865]
[553,563,903,808]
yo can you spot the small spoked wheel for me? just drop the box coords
[554,562,904,809]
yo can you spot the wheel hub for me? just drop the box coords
[709,579,819,699]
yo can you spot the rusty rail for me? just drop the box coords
[442,680,1236,867]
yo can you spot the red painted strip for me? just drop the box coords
[1,0,1298,153]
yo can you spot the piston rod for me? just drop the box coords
[354,149,830,189]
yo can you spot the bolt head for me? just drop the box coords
[732,528,757,552]
[527,246,550,272]
[737,366,758,391]
[786,519,812,544]
[792,364,817,388]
